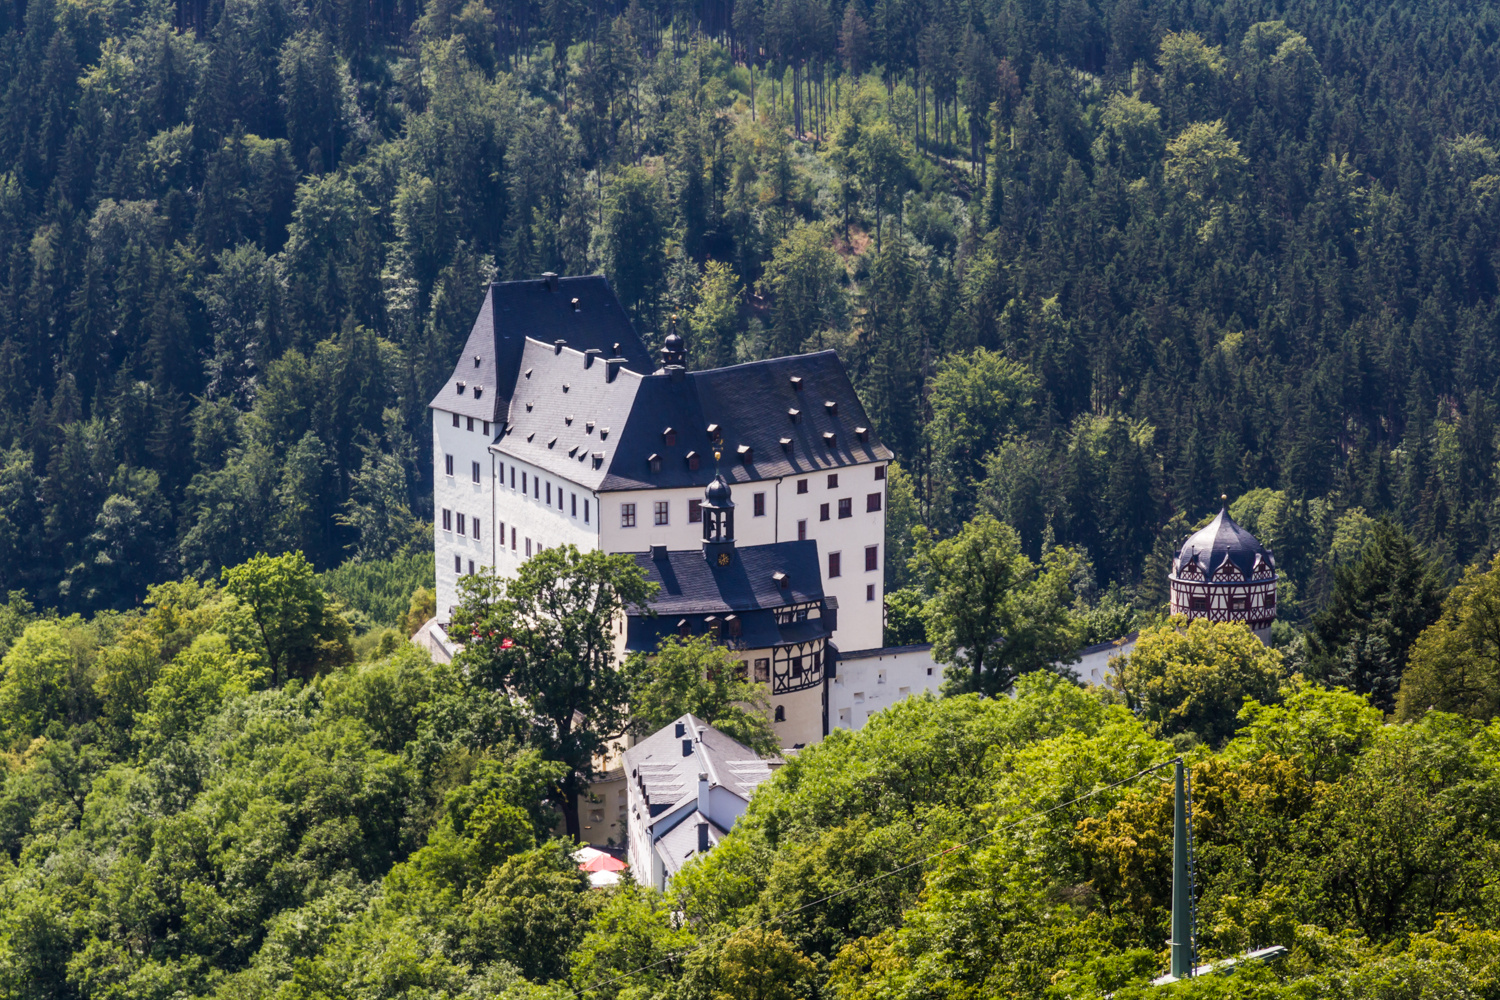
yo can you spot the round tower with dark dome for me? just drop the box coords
[1168,497,1278,641]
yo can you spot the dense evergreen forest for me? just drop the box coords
[1,0,1498,622]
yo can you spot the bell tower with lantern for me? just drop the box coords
[702,454,735,565]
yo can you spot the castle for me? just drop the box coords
[427,273,934,751]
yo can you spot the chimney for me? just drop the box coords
[570,296,581,311]
[698,771,710,814]
[543,272,559,292]
[554,339,566,354]
[681,738,693,757]
[605,358,624,383]
[667,365,686,383]
[584,348,601,368]
[674,721,686,738]
[697,821,710,853]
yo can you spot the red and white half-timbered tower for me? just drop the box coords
[1168,502,1278,642]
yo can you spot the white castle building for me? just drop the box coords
[429,273,905,745]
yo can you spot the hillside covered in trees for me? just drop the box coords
[0,0,1498,620]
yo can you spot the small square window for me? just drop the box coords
[838,498,852,518]
[865,545,878,571]
[875,465,886,480]
[867,492,882,512]
[753,492,766,517]
[867,584,876,601]
[452,413,460,427]
[442,509,451,531]
[797,480,808,494]
[654,501,669,526]
[621,503,637,528]
[445,455,454,477]
[827,474,839,489]
[829,552,841,578]
[689,499,703,523]
[820,503,830,522]
[471,461,480,484]
[797,519,807,541]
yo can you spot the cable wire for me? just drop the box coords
[572,756,1184,998]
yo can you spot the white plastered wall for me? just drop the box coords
[830,645,940,731]
[489,449,602,579]
[433,408,497,618]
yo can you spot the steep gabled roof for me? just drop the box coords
[622,714,778,807]
[429,276,654,424]
[599,351,894,492]
[492,338,644,488]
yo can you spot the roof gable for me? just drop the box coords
[429,276,654,423]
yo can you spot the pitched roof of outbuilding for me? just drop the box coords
[429,276,654,424]
[622,714,778,808]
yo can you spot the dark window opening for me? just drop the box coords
[867,492,882,512]
[753,493,766,516]
[797,480,808,494]
[838,498,852,518]
[689,499,703,523]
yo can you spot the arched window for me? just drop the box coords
[774,705,785,722]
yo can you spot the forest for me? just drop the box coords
[6,0,1500,992]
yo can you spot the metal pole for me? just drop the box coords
[1170,760,1193,978]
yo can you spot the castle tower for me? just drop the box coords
[1168,498,1278,642]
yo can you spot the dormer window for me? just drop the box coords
[571,297,581,311]
[474,355,481,367]
[565,415,573,425]
[824,400,838,415]
[473,386,483,399]
[664,427,676,445]
[686,451,700,471]
[456,382,466,394]
[856,426,869,442]
[592,452,604,468]
[823,431,837,447]
[586,421,595,433]
[737,444,752,463]
[677,618,691,638]
[600,428,609,440]
[789,376,803,390]
[648,453,661,473]
[788,408,801,422]
[773,570,788,589]
[780,437,793,450]
[706,615,721,639]
[706,423,721,440]
[726,615,742,638]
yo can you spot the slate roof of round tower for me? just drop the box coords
[1173,506,1275,580]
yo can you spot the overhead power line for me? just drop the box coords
[572,756,1184,998]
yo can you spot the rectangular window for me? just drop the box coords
[865,545,878,571]
[829,552,841,578]
[797,519,807,541]
[820,503,830,522]
[1190,595,1209,612]
[467,416,474,432]
[468,559,475,575]
[452,412,460,427]
[621,503,636,528]
[584,499,590,523]
[867,583,876,602]
[526,538,532,556]
[571,494,577,517]
[838,498,852,519]
[499,520,505,544]
[1265,592,1277,609]
[498,461,505,482]
[827,473,839,489]
[445,454,454,477]
[454,555,462,573]
[456,513,466,535]
[533,477,539,499]
[472,461,480,484]
[689,499,703,523]
[875,465,886,480]
[867,492,882,512]
[510,467,515,488]
[558,489,564,511]
[510,527,516,550]
[753,492,766,517]
[442,509,452,531]
[797,479,808,494]
[483,421,490,435]
[754,658,770,682]
[522,472,528,493]
[472,517,480,540]
[546,482,552,504]
[654,501,669,526]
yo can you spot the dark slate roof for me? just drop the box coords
[1175,507,1275,580]
[625,540,828,652]
[429,276,654,424]
[599,351,894,492]
[493,338,644,488]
